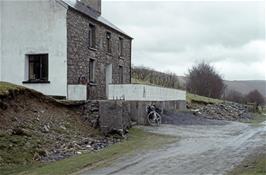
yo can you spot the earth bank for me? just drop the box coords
[0,82,124,173]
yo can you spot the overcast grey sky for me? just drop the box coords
[102,0,265,80]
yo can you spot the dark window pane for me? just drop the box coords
[119,37,123,56]
[89,59,95,82]
[29,55,40,80]
[88,29,92,47]
[119,66,123,84]
[89,24,96,48]
[41,55,48,80]
[106,32,111,53]
[92,27,95,47]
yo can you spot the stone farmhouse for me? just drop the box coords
[0,0,132,100]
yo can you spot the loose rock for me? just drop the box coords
[188,102,253,121]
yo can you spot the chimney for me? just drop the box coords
[79,0,101,15]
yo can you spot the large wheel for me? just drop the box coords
[147,111,161,126]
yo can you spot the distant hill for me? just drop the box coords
[178,76,266,97]
[173,76,266,97]
[178,77,266,97]
[224,80,266,97]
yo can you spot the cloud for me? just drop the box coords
[102,1,265,80]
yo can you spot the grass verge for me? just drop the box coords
[8,127,176,175]
[131,78,155,86]
[240,113,266,126]
[186,93,223,104]
[228,147,266,175]
[0,81,25,96]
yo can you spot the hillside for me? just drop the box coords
[177,76,266,97]
[224,80,266,97]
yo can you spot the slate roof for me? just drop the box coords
[61,0,133,39]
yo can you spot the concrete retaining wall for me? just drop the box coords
[127,100,186,125]
[108,84,186,101]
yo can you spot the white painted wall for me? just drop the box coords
[67,85,87,101]
[108,84,186,101]
[0,1,3,81]
[1,0,68,96]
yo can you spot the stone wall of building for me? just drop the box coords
[67,8,132,100]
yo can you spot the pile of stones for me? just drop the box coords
[38,136,124,162]
[190,103,253,121]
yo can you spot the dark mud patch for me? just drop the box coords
[162,111,228,126]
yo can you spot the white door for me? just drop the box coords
[106,64,112,98]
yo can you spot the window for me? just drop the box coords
[89,59,95,83]
[88,24,96,48]
[119,66,123,84]
[28,54,48,82]
[119,37,123,57]
[106,32,111,53]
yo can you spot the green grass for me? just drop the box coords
[5,128,176,175]
[240,113,266,126]
[131,78,155,85]
[131,78,180,89]
[228,151,266,175]
[0,81,25,96]
[186,93,223,104]
[0,131,45,175]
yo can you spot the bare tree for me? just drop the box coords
[225,90,245,104]
[245,89,265,106]
[186,62,225,98]
[131,66,182,89]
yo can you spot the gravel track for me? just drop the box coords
[79,114,266,175]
